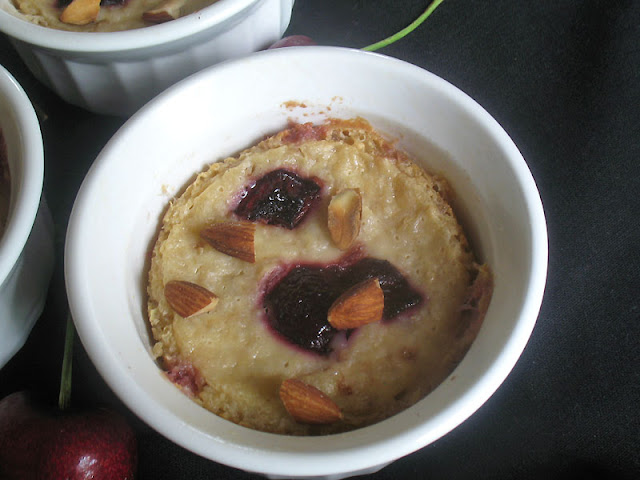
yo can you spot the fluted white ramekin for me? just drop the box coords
[0,65,54,368]
[0,0,294,116]
[66,47,548,479]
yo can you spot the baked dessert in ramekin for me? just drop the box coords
[6,0,219,31]
[146,118,493,435]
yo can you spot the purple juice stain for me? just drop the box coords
[234,169,321,229]
[263,257,424,355]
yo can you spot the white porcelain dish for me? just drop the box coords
[65,47,548,479]
[0,0,294,116]
[0,65,55,369]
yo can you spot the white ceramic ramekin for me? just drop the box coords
[0,0,294,116]
[0,65,55,369]
[65,47,548,479]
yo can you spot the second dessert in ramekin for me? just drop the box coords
[0,0,295,115]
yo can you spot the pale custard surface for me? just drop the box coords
[147,119,491,435]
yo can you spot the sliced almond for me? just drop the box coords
[328,277,384,330]
[142,0,186,24]
[279,379,343,424]
[200,221,255,263]
[142,9,174,23]
[164,280,218,318]
[327,188,362,250]
[59,0,101,25]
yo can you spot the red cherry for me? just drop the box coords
[268,35,317,49]
[0,392,137,480]
[38,409,137,479]
[0,392,49,480]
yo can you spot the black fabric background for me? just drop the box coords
[1,0,639,478]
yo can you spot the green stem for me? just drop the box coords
[58,314,74,411]
[361,0,445,52]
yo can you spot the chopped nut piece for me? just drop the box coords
[142,0,187,24]
[59,0,100,25]
[327,188,362,250]
[200,221,256,263]
[328,277,384,330]
[142,9,174,24]
[164,280,218,318]
[279,379,343,424]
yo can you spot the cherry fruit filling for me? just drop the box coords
[263,258,424,355]
[58,0,125,6]
[234,169,321,229]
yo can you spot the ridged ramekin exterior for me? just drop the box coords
[4,0,294,116]
[0,66,54,367]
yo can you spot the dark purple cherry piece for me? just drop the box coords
[264,266,339,354]
[263,257,424,355]
[58,0,125,6]
[234,169,321,229]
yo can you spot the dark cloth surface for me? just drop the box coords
[1,0,639,478]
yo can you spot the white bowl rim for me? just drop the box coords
[0,0,262,53]
[0,65,43,287]
[65,47,548,477]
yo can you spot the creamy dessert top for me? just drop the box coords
[146,118,493,435]
[2,0,218,31]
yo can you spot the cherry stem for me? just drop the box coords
[58,313,74,411]
[361,0,445,52]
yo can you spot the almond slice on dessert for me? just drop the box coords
[164,280,218,318]
[328,277,384,330]
[279,379,343,424]
[327,188,362,250]
[142,0,186,24]
[200,221,256,263]
[59,0,101,25]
